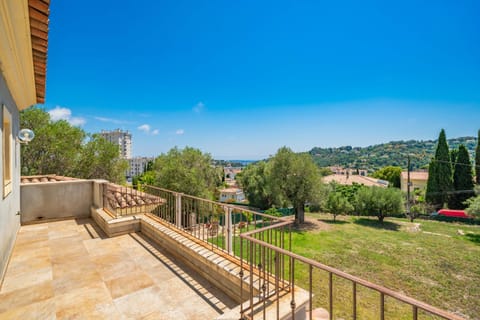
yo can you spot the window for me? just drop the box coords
[3,105,12,198]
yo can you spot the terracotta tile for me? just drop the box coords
[0,281,54,313]
[105,270,154,299]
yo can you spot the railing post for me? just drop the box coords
[225,206,233,254]
[175,192,182,228]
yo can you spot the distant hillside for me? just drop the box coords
[309,136,478,172]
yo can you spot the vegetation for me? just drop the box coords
[450,145,475,209]
[20,107,127,183]
[466,195,480,217]
[236,161,277,210]
[269,147,323,224]
[152,146,222,199]
[325,191,353,221]
[371,166,402,188]
[476,130,480,185]
[355,186,404,222]
[292,213,480,319]
[308,136,477,172]
[426,129,453,208]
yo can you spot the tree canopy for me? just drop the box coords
[20,107,127,183]
[371,166,402,188]
[449,145,475,209]
[426,129,453,208]
[152,147,222,199]
[355,186,404,222]
[325,191,353,221]
[236,161,278,210]
[237,147,323,223]
[476,130,480,185]
[269,147,323,224]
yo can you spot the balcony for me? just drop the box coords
[0,176,464,319]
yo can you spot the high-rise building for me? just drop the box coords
[127,157,154,178]
[99,129,132,159]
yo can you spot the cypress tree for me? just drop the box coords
[426,129,453,208]
[476,129,480,185]
[449,145,474,209]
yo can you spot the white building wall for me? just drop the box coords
[0,73,21,283]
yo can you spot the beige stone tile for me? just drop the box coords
[105,270,154,299]
[81,302,125,320]
[92,252,138,281]
[0,267,53,293]
[83,238,121,257]
[52,268,103,296]
[141,264,177,284]
[0,297,56,320]
[52,257,94,277]
[113,285,167,318]
[6,249,51,279]
[0,281,54,313]
[54,282,113,319]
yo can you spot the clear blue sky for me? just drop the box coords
[43,0,480,159]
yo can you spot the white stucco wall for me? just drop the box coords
[20,180,95,224]
[0,73,21,283]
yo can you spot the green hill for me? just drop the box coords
[309,136,478,172]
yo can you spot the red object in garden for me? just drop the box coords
[437,209,470,218]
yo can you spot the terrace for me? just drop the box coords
[0,177,465,319]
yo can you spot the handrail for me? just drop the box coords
[240,221,464,320]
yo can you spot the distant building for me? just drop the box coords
[224,166,243,181]
[323,174,389,187]
[327,166,368,176]
[99,129,132,159]
[219,187,245,203]
[400,171,428,193]
[127,157,154,178]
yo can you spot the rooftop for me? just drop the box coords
[0,218,234,319]
[322,174,389,187]
[400,171,429,180]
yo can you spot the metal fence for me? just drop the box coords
[239,221,465,320]
[102,184,464,320]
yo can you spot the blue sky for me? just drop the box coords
[43,0,480,159]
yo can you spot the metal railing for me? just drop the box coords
[240,221,465,320]
[143,185,287,256]
[101,184,464,319]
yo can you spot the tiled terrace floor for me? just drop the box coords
[0,218,236,319]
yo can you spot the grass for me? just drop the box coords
[208,214,480,318]
[290,213,480,319]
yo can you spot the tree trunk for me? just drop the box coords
[295,206,305,224]
[378,214,385,223]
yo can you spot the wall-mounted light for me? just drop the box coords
[17,128,35,144]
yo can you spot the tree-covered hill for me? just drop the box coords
[309,136,477,172]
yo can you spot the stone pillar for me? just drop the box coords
[175,193,182,228]
[225,206,233,254]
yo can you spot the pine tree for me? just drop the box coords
[449,145,474,209]
[426,129,453,208]
[476,129,480,185]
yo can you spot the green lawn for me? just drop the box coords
[289,213,480,319]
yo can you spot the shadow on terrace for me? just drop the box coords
[0,176,465,319]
